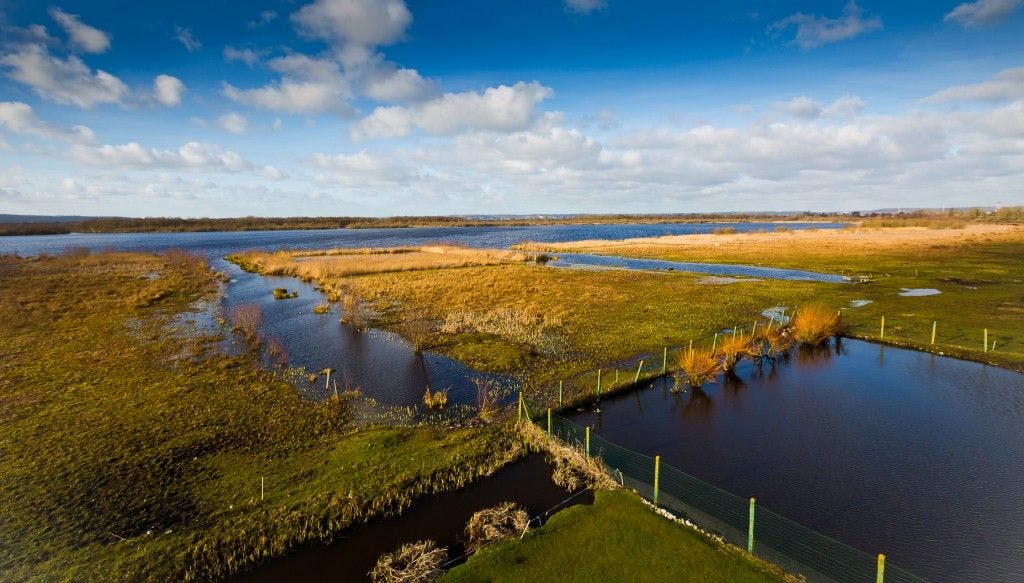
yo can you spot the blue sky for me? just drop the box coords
[1,0,1023,216]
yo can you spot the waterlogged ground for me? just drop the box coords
[568,339,1024,583]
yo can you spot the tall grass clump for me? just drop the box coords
[370,540,447,583]
[464,502,530,551]
[422,385,448,410]
[676,348,720,390]
[788,305,842,346]
[716,333,756,371]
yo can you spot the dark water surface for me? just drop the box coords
[234,455,587,583]
[567,339,1024,583]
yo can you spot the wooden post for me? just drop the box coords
[596,369,602,397]
[634,360,644,384]
[748,497,756,553]
[876,553,886,583]
[662,346,667,374]
[558,381,563,409]
[689,339,693,354]
[324,368,331,392]
[517,391,523,423]
[261,477,264,501]
[751,320,758,337]
[547,408,552,435]
[880,316,885,339]
[984,329,989,353]
[585,426,590,458]
[653,455,661,505]
[712,332,718,353]
[931,321,937,345]
[614,369,619,386]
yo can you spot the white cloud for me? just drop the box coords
[261,165,287,180]
[771,2,882,49]
[566,0,607,13]
[945,0,1021,27]
[153,74,185,107]
[292,0,411,49]
[352,81,553,139]
[361,64,436,102]
[223,46,264,66]
[0,101,95,143]
[779,96,823,119]
[70,141,252,172]
[823,95,866,118]
[217,112,248,134]
[312,150,420,187]
[777,95,866,119]
[175,26,201,52]
[0,44,128,108]
[48,8,111,54]
[223,80,352,115]
[924,67,1024,103]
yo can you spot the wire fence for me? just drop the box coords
[538,413,927,583]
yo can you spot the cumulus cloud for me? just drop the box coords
[292,0,411,50]
[70,141,252,172]
[771,2,882,49]
[48,8,111,54]
[0,44,127,108]
[175,26,201,52]
[223,46,264,66]
[945,0,1021,27]
[351,81,553,139]
[223,80,352,115]
[777,95,866,119]
[779,96,823,119]
[153,74,185,107]
[925,67,1024,103]
[0,101,95,142]
[217,112,248,134]
[566,0,607,13]
[311,150,420,187]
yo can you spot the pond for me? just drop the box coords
[565,339,1024,583]
[233,454,588,583]
[548,252,847,282]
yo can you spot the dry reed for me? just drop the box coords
[788,305,842,346]
[370,540,447,583]
[676,348,721,389]
[464,502,529,551]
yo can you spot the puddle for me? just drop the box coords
[760,306,790,325]
[899,288,941,297]
[697,276,759,285]
[849,299,873,308]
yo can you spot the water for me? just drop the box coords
[549,253,847,282]
[566,339,1024,583]
[0,221,843,258]
[234,455,589,582]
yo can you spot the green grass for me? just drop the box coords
[0,252,522,581]
[442,490,788,583]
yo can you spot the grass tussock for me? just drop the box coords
[464,502,529,552]
[312,303,331,314]
[676,348,721,389]
[715,333,756,371]
[271,287,298,299]
[789,305,842,346]
[422,385,449,410]
[371,540,447,583]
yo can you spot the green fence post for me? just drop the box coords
[880,316,885,339]
[634,360,644,384]
[558,381,563,409]
[585,426,590,458]
[662,346,667,374]
[931,321,937,345]
[876,553,886,583]
[748,497,756,553]
[653,455,660,505]
[547,408,552,435]
[596,369,602,397]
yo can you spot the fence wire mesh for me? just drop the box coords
[543,413,928,583]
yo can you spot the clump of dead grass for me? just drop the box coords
[370,540,447,583]
[464,502,529,551]
[676,348,721,389]
[788,305,842,346]
[422,385,448,410]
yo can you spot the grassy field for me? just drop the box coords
[520,224,1024,372]
[442,490,790,583]
[0,251,524,581]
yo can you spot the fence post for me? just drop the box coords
[517,391,523,423]
[653,455,660,505]
[712,332,718,353]
[752,320,758,337]
[662,346,667,374]
[880,316,885,339]
[614,369,619,386]
[596,369,602,397]
[634,360,644,384]
[547,408,552,435]
[261,477,264,501]
[558,381,563,409]
[748,497,756,553]
[984,329,989,353]
[876,553,886,583]
[585,426,590,458]
[931,321,937,345]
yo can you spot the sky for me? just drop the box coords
[1,0,1023,217]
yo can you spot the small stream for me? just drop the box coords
[233,455,589,582]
